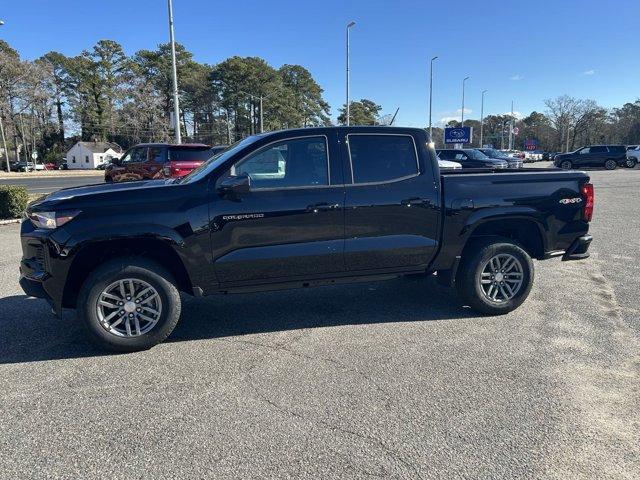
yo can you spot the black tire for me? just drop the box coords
[604,159,617,170]
[559,160,572,170]
[456,239,534,315]
[625,158,636,168]
[77,257,181,352]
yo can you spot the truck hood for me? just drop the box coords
[44,179,171,202]
[29,179,174,212]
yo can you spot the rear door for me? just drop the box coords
[211,133,346,284]
[342,132,440,271]
[144,145,167,179]
[588,146,608,166]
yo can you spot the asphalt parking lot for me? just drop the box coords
[0,167,638,478]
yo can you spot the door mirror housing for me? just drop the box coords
[218,173,251,196]
[110,156,121,166]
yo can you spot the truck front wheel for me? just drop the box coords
[456,240,534,315]
[77,257,182,352]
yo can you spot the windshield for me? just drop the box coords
[176,135,262,184]
[465,149,491,160]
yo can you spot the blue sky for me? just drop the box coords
[1,0,639,126]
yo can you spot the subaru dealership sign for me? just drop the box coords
[444,127,472,144]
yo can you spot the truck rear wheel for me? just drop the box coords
[77,257,182,352]
[456,239,534,315]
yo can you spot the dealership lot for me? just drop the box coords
[0,168,638,478]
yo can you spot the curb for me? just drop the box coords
[0,219,21,225]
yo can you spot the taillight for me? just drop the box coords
[582,182,594,221]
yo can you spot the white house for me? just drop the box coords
[66,141,122,169]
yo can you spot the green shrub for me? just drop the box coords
[0,185,29,219]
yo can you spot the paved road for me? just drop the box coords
[0,174,104,194]
[0,169,638,478]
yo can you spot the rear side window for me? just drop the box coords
[148,146,166,163]
[169,147,213,161]
[590,146,607,154]
[348,135,418,184]
[607,146,625,154]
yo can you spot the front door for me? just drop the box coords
[211,134,345,285]
[342,132,440,271]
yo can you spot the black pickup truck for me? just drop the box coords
[20,127,594,351]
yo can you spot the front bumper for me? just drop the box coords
[562,234,592,261]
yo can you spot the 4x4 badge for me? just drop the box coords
[559,197,582,204]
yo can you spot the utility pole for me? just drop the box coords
[346,21,356,126]
[480,90,487,147]
[167,0,181,144]
[508,100,514,150]
[428,56,438,139]
[259,96,264,133]
[0,111,9,172]
[461,76,470,126]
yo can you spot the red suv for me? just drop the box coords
[105,143,226,183]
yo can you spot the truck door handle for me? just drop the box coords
[401,197,426,207]
[306,202,340,213]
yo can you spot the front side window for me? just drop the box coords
[230,136,329,189]
[348,135,418,184]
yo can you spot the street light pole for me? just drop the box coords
[346,21,356,126]
[428,56,438,139]
[508,100,514,150]
[167,0,181,144]
[461,76,469,126]
[480,90,487,147]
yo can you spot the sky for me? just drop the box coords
[1,0,639,127]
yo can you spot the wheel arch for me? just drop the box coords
[463,217,546,260]
[62,237,193,309]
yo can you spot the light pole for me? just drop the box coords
[461,76,470,126]
[346,21,356,126]
[480,89,487,147]
[428,56,438,139]
[167,0,181,144]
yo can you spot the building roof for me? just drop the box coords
[70,141,123,154]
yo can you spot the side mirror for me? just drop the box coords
[110,157,121,166]
[217,173,251,196]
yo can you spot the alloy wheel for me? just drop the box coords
[96,278,163,337]
[479,253,524,303]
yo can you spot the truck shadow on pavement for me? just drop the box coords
[0,275,476,364]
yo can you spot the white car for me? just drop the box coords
[626,146,640,167]
[437,159,462,170]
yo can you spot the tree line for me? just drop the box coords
[0,38,385,164]
[437,95,640,151]
[1,37,639,165]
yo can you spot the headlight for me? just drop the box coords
[28,210,81,229]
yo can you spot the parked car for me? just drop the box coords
[58,162,69,170]
[436,148,508,169]
[437,158,462,170]
[20,126,594,351]
[96,162,111,170]
[478,148,523,168]
[15,161,35,172]
[625,146,640,168]
[33,163,45,171]
[553,145,627,170]
[104,143,215,182]
[44,163,56,170]
[1,160,21,172]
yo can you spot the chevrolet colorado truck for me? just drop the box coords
[20,127,594,352]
